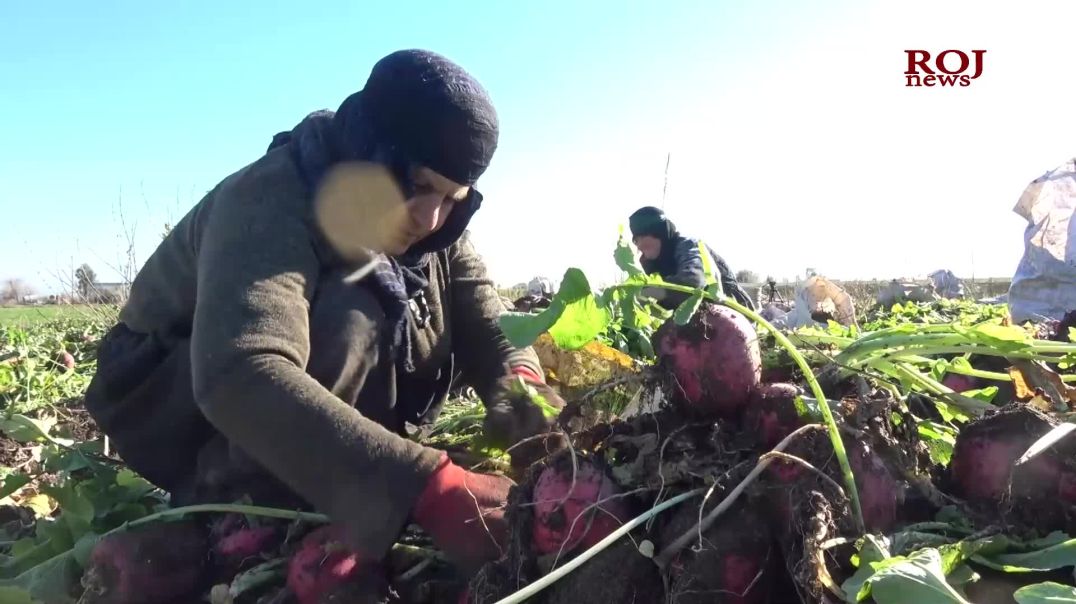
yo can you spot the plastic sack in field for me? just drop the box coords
[784,276,856,328]
[1009,158,1076,324]
[877,280,938,307]
[928,269,966,299]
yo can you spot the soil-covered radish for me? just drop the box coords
[81,520,208,604]
[654,303,761,417]
[658,502,774,604]
[742,382,805,449]
[542,537,664,604]
[949,404,1076,533]
[847,440,903,533]
[531,457,631,557]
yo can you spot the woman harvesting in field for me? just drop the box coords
[82,49,565,602]
[628,206,757,311]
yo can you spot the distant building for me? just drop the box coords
[87,282,130,303]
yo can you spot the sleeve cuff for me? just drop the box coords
[511,365,544,384]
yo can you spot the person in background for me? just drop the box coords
[83,49,565,599]
[513,276,555,312]
[628,206,756,311]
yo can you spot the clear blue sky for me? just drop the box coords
[3,1,1074,294]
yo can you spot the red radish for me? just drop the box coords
[654,304,761,417]
[848,441,902,533]
[215,525,278,561]
[660,503,773,604]
[942,373,978,393]
[210,514,281,571]
[81,520,207,604]
[949,433,1025,501]
[949,405,1076,533]
[742,383,804,449]
[55,350,75,372]
[531,459,631,556]
[287,525,364,604]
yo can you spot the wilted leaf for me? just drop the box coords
[1009,360,1076,408]
[1014,582,1076,603]
[20,494,55,518]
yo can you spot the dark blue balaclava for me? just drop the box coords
[628,206,682,276]
[268,49,499,373]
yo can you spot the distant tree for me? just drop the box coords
[75,264,97,300]
[735,269,760,284]
[1,279,32,304]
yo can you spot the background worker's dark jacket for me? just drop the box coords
[84,146,539,557]
[642,237,757,311]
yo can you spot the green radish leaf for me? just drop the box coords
[0,587,33,604]
[961,386,998,403]
[500,268,610,350]
[1017,423,1076,466]
[945,564,978,589]
[673,292,703,326]
[0,475,31,501]
[614,232,645,279]
[918,422,957,466]
[868,548,971,603]
[40,485,94,525]
[843,535,893,601]
[230,558,287,598]
[1014,582,1076,603]
[0,547,82,604]
[499,310,562,350]
[71,532,100,568]
[0,415,71,447]
[973,537,1076,572]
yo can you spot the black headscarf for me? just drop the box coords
[628,206,681,277]
[268,49,498,372]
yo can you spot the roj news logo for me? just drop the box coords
[904,50,986,87]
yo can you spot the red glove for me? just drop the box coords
[413,452,514,573]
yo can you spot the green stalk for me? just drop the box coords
[634,282,866,534]
[125,503,331,527]
[888,354,1076,382]
[872,346,1063,364]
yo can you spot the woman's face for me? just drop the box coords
[387,166,471,255]
[633,234,662,260]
